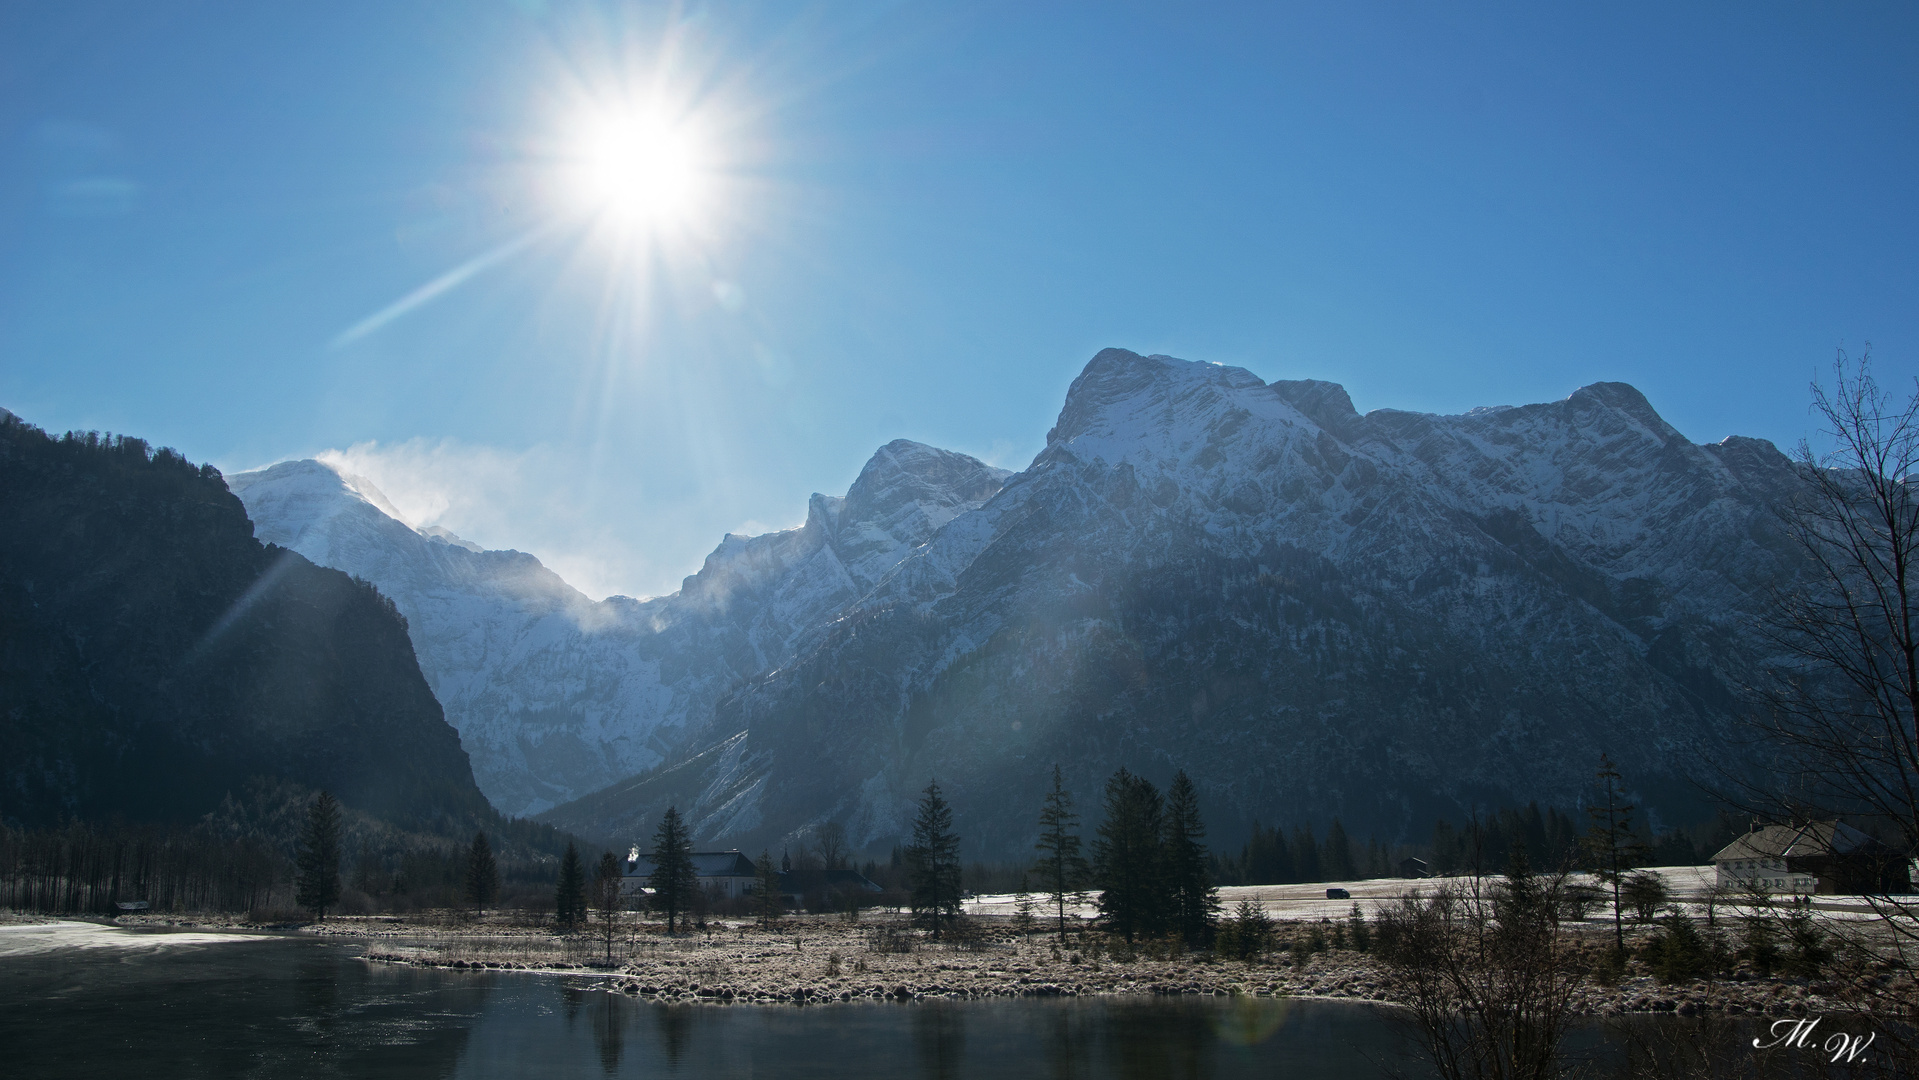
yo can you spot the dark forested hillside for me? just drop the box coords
[0,410,493,832]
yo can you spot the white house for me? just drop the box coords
[1710,820,1898,895]
[620,848,761,899]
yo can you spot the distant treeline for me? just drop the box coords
[0,821,289,915]
[1209,803,1744,886]
[1,776,584,916]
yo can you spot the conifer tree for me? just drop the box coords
[1092,768,1165,943]
[647,806,698,933]
[754,849,781,928]
[1581,754,1646,956]
[555,841,587,931]
[906,779,963,939]
[464,831,499,915]
[1162,770,1219,946]
[1323,818,1357,881]
[294,791,343,920]
[1031,764,1090,942]
[1012,873,1037,936]
[1241,821,1293,884]
[1290,824,1321,883]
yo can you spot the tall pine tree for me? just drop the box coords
[648,806,698,933]
[1092,768,1164,943]
[1162,770,1219,946]
[1290,824,1321,883]
[906,779,963,939]
[1581,754,1645,956]
[754,849,781,928]
[555,841,587,931]
[294,791,342,921]
[1032,764,1090,942]
[464,831,499,915]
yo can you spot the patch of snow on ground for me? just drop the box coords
[0,921,276,957]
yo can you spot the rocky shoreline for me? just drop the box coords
[186,911,1884,1020]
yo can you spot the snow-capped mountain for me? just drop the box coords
[539,349,1806,854]
[227,441,1011,817]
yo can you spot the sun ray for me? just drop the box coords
[329,225,558,349]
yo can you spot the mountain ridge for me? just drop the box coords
[0,412,492,833]
[229,439,1012,817]
[539,349,1803,855]
[228,348,1804,856]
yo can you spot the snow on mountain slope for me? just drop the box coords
[228,442,1010,817]
[543,350,1808,855]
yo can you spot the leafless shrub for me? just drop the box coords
[1373,860,1581,1080]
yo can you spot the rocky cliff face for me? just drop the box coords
[539,350,1805,854]
[228,441,1011,817]
[232,350,1806,854]
[0,412,491,831]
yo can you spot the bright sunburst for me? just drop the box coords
[563,105,708,228]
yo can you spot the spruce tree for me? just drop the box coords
[1323,818,1357,881]
[1581,754,1646,957]
[1242,821,1293,884]
[1290,824,1321,883]
[1092,768,1165,943]
[754,849,781,928]
[555,841,587,931]
[1032,764,1090,943]
[294,791,343,920]
[1162,770,1219,946]
[648,806,698,933]
[905,779,963,939]
[464,831,499,915]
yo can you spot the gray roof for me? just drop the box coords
[1710,821,1886,863]
[623,850,759,879]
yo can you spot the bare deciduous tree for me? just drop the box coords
[812,822,849,871]
[1749,351,1919,1055]
[1374,856,1583,1080]
[1760,351,1919,852]
[592,851,624,967]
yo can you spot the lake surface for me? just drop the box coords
[0,921,1429,1079]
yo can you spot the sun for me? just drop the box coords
[563,106,707,228]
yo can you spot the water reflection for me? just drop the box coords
[656,1003,692,1068]
[1044,1004,1093,1080]
[562,983,586,1030]
[593,988,624,1074]
[2,933,1440,1079]
[1110,999,1210,1080]
[914,1001,967,1080]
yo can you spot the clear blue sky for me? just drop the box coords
[4,2,1915,598]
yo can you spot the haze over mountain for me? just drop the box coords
[0,410,492,833]
[229,441,1011,817]
[233,350,1808,856]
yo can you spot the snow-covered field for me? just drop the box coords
[963,865,1892,923]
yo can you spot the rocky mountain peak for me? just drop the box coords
[1269,379,1360,435]
[1045,348,1268,451]
[1564,381,1686,443]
